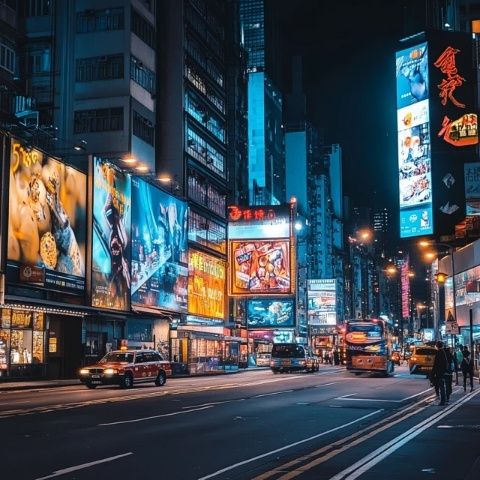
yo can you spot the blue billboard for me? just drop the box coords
[396,42,433,238]
[131,178,188,312]
[247,299,294,328]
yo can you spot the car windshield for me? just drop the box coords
[100,352,134,363]
[271,345,305,358]
[348,323,383,335]
[415,348,436,355]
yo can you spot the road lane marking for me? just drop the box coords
[317,382,337,387]
[34,452,133,479]
[196,410,383,480]
[335,394,357,399]
[98,405,214,426]
[254,390,293,398]
[182,401,230,409]
[400,388,436,401]
[330,389,480,480]
[252,393,436,480]
[336,387,434,403]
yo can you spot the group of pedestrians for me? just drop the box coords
[430,341,476,406]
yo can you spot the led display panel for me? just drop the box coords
[92,158,131,311]
[464,162,480,216]
[307,279,336,325]
[246,299,294,328]
[396,42,434,238]
[7,139,87,292]
[230,240,291,295]
[131,178,188,312]
[188,250,226,320]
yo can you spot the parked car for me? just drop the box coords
[79,349,171,389]
[408,345,436,375]
[256,352,272,367]
[270,344,318,373]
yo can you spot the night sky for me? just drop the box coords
[279,0,416,215]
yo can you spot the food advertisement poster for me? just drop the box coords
[92,158,131,311]
[230,240,291,295]
[246,299,294,328]
[188,250,226,320]
[307,279,337,326]
[131,178,188,312]
[7,139,86,292]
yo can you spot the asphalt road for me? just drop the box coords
[1,365,479,480]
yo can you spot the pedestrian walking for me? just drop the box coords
[445,347,455,401]
[461,347,475,392]
[431,341,450,405]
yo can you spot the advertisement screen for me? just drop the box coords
[92,158,131,311]
[464,162,480,216]
[7,140,86,292]
[230,240,291,295]
[247,299,294,328]
[307,279,336,325]
[396,42,433,238]
[131,178,188,312]
[188,250,226,319]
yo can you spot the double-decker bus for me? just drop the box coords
[344,318,394,376]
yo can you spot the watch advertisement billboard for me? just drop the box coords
[131,178,188,312]
[230,240,291,295]
[188,250,226,320]
[246,299,294,328]
[7,139,86,292]
[396,42,434,238]
[307,279,337,326]
[92,158,131,311]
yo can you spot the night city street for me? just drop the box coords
[1,367,479,480]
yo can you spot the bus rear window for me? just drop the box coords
[271,345,305,358]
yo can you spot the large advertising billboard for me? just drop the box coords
[307,279,337,326]
[246,298,294,328]
[464,162,480,216]
[188,250,226,320]
[7,139,86,292]
[396,42,434,238]
[92,158,131,311]
[131,178,188,312]
[230,240,291,295]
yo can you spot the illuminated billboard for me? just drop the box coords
[7,139,86,292]
[131,178,188,312]
[396,42,433,238]
[307,279,336,326]
[246,299,294,328]
[230,240,291,295]
[92,158,131,311]
[228,205,290,239]
[464,162,480,216]
[188,250,226,320]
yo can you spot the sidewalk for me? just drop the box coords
[0,366,271,392]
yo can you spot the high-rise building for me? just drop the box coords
[240,0,285,205]
[373,208,390,234]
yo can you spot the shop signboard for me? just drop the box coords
[400,256,411,319]
[188,250,226,320]
[131,177,188,312]
[230,240,291,295]
[464,162,480,216]
[7,138,87,292]
[92,157,131,311]
[307,279,336,325]
[246,298,294,328]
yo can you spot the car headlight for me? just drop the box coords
[79,369,90,375]
[299,360,306,365]
[104,368,118,375]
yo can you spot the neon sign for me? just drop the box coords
[434,46,465,108]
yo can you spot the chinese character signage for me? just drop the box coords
[7,138,87,292]
[464,162,480,216]
[230,240,291,295]
[228,205,290,239]
[246,299,294,328]
[400,257,411,319]
[92,158,131,311]
[131,178,188,312]
[396,42,434,238]
[188,250,226,319]
[307,279,337,326]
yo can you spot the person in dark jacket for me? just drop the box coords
[461,347,475,392]
[431,341,449,405]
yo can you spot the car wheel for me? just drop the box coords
[85,382,97,389]
[155,371,167,387]
[121,373,134,389]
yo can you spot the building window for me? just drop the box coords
[187,170,226,218]
[74,107,123,133]
[76,54,124,82]
[132,110,154,145]
[186,125,226,178]
[76,7,124,33]
[188,210,226,254]
[0,42,15,74]
[24,0,50,17]
[130,56,155,94]
[131,8,155,49]
[185,90,225,143]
